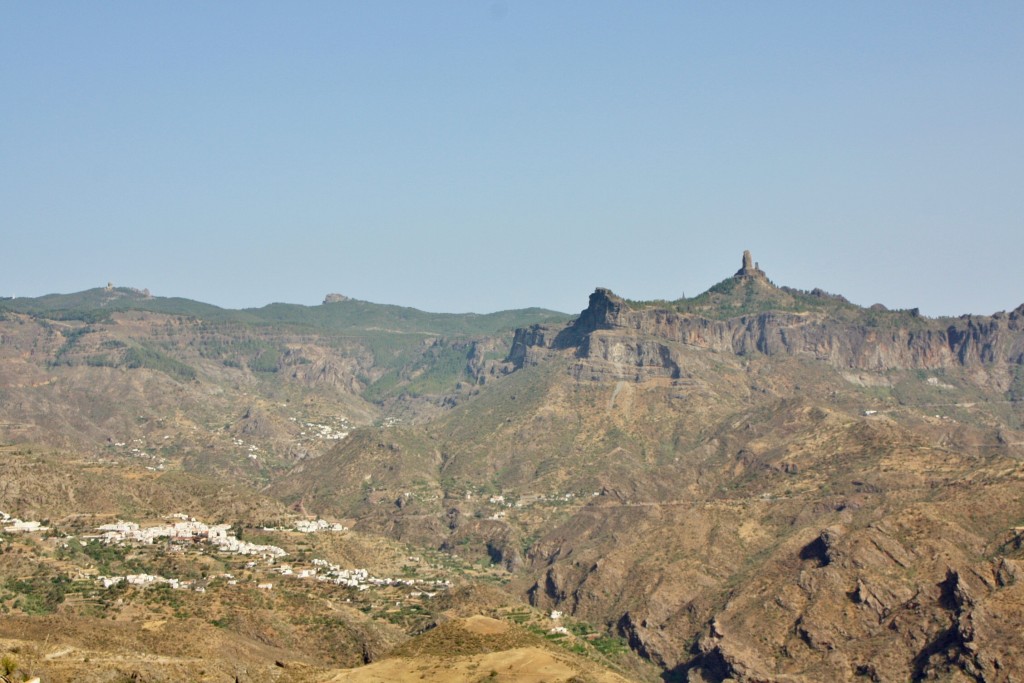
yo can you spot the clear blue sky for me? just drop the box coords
[3,2,1023,316]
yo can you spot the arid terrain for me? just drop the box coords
[2,253,1023,682]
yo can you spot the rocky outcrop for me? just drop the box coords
[466,340,515,384]
[237,405,273,438]
[735,249,768,280]
[507,323,563,368]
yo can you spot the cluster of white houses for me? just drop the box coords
[3,510,448,600]
[99,573,205,591]
[290,418,350,441]
[94,515,347,554]
[1,510,48,533]
[91,551,450,597]
[287,519,347,533]
[87,515,450,595]
[95,519,287,558]
[305,558,450,594]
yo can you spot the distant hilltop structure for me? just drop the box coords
[323,293,350,304]
[734,250,768,280]
[102,283,152,298]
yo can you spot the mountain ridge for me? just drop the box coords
[508,253,1024,394]
[0,286,571,336]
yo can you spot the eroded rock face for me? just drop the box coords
[674,527,1024,683]
[507,324,560,368]
[509,286,1024,383]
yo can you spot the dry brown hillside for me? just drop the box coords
[3,256,1023,681]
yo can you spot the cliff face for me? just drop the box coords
[510,284,1024,385]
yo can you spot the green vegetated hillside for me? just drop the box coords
[0,286,569,396]
[0,288,571,479]
[3,254,1024,682]
[0,286,568,336]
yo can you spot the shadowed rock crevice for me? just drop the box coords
[910,626,971,682]
[799,530,839,568]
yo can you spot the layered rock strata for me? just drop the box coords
[509,258,1024,385]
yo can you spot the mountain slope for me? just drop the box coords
[273,252,1024,680]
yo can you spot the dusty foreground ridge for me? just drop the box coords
[322,616,633,683]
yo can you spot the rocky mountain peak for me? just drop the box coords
[579,288,628,328]
[734,249,768,280]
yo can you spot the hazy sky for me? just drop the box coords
[3,2,1023,316]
